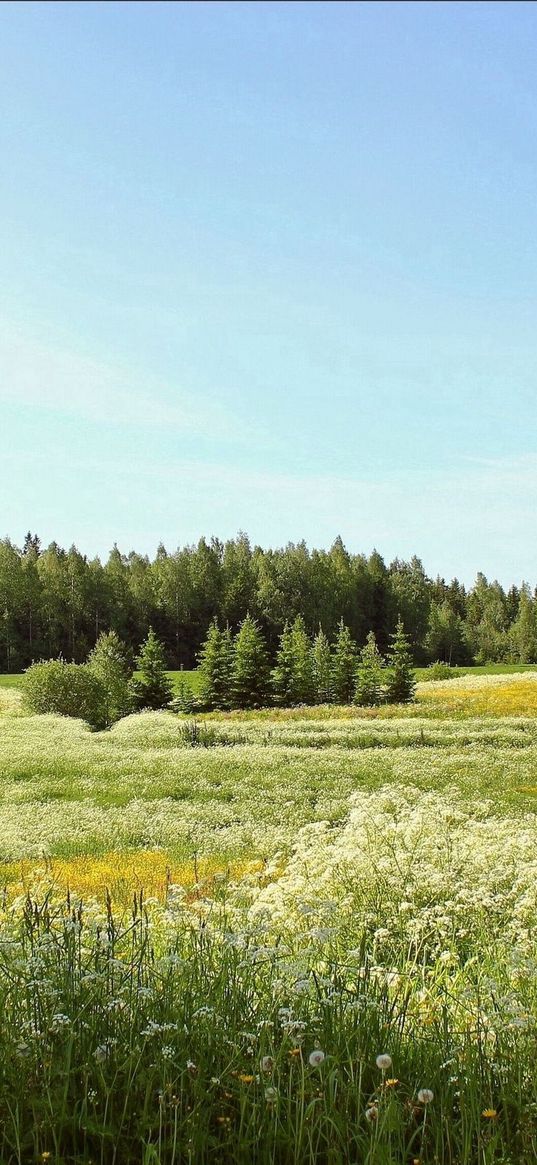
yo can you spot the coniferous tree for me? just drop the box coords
[271,622,295,705]
[197,619,234,710]
[354,630,384,706]
[131,627,174,710]
[87,630,133,727]
[385,618,416,704]
[312,626,332,704]
[232,614,271,709]
[289,615,315,704]
[331,619,357,704]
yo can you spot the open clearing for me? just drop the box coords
[2,673,537,1162]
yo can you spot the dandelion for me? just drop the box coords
[482,1108,498,1119]
[417,1089,434,1104]
[376,1053,392,1071]
[238,1073,255,1084]
[261,1056,274,1072]
[309,1049,325,1067]
[365,1104,378,1122]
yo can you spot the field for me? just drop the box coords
[2,675,537,1162]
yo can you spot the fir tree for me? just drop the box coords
[232,614,271,709]
[131,627,174,710]
[197,619,234,710]
[354,630,384,706]
[312,625,332,704]
[330,619,357,704]
[87,630,133,726]
[385,617,416,704]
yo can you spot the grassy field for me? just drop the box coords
[2,674,537,1161]
[1,662,537,692]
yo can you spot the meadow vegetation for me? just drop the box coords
[1,675,537,1160]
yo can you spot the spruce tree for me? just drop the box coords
[131,627,174,710]
[354,630,384,707]
[312,625,332,704]
[197,619,234,710]
[271,622,295,705]
[385,617,416,704]
[87,629,133,726]
[330,619,357,704]
[289,615,315,704]
[232,614,271,709]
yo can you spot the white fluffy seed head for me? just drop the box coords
[309,1049,325,1067]
[376,1053,392,1071]
[365,1104,378,1121]
[418,1088,434,1104]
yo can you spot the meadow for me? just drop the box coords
[2,674,537,1162]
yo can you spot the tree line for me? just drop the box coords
[1,530,537,672]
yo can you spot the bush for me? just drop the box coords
[23,660,107,730]
[426,661,463,681]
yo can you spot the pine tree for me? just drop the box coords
[312,625,332,704]
[330,619,357,704]
[385,617,416,704]
[354,630,384,706]
[232,614,271,709]
[197,619,234,709]
[87,629,133,726]
[131,627,173,710]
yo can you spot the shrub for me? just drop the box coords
[22,660,107,729]
[426,660,463,681]
[87,631,133,726]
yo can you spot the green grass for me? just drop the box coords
[2,663,535,691]
[1,678,537,1161]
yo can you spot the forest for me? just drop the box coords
[1,531,536,672]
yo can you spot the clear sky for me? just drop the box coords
[1,0,536,585]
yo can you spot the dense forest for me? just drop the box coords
[0,531,536,672]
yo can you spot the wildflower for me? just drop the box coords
[384,1078,399,1088]
[376,1053,392,1071]
[186,1060,198,1077]
[482,1108,497,1119]
[365,1104,378,1122]
[238,1073,255,1084]
[417,1089,434,1104]
[261,1056,274,1072]
[309,1049,325,1067]
[162,1045,174,1060]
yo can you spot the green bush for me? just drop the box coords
[426,661,463,681]
[22,660,107,729]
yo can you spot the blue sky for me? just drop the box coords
[1,0,536,585]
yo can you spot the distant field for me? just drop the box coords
[2,662,537,690]
[0,668,201,691]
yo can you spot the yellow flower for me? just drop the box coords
[238,1073,255,1084]
[384,1077,400,1088]
[482,1108,498,1119]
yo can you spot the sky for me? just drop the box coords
[1,0,537,585]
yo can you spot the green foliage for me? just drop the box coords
[330,619,357,704]
[87,630,133,727]
[311,626,332,703]
[386,618,416,704]
[131,628,174,711]
[197,619,234,710]
[354,630,385,706]
[232,614,271,709]
[22,659,107,730]
[170,675,197,713]
[271,616,315,705]
[509,587,537,663]
[426,660,463,681]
